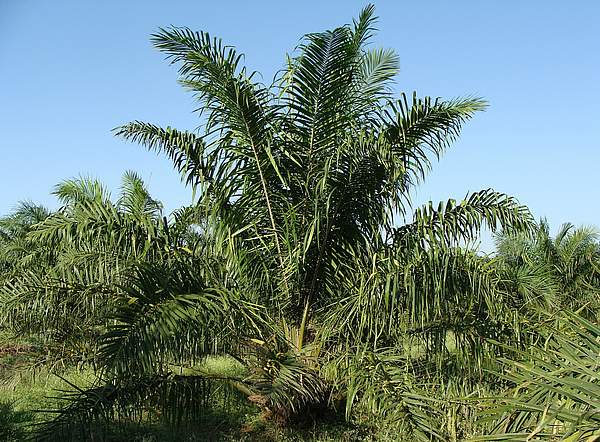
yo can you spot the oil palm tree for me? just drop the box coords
[33,6,534,439]
[114,3,531,345]
[0,171,195,372]
[494,219,600,314]
[0,201,51,276]
[467,222,600,440]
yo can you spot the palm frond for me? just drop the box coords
[98,259,266,375]
[35,374,248,441]
[395,189,534,246]
[478,312,600,441]
[383,93,487,188]
[115,122,209,190]
[117,170,163,219]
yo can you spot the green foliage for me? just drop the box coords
[4,4,599,442]
[0,401,32,441]
[494,218,600,313]
[107,2,533,432]
[476,312,600,441]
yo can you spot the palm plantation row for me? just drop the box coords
[1,6,599,441]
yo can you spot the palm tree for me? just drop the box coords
[494,219,600,314]
[467,222,600,440]
[31,6,533,439]
[0,171,195,372]
[0,201,51,276]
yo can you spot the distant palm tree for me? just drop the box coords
[481,222,600,440]
[0,201,51,274]
[494,218,600,313]
[0,171,196,370]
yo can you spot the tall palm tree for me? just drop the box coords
[32,6,533,440]
[115,4,531,341]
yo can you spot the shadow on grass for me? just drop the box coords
[0,400,35,442]
[24,407,368,442]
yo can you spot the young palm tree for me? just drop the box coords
[31,6,534,439]
[0,172,193,372]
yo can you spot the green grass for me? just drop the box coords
[0,346,378,441]
[0,339,488,441]
[0,379,372,441]
[0,362,95,440]
[0,400,33,441]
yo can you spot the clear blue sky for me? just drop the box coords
[1,1,599,249]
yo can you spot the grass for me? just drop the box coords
[0,380,365,441]
[0,340,379,441]
[0,334,491,441]
[0,400,33,441]
[0,357,95,440]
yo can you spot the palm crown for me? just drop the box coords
[116,5,531,333]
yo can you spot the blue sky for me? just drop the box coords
[1,1,599,250]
